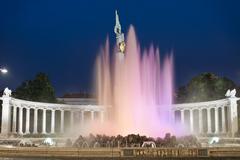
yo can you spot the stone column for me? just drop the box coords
[215,107,219,134]
[33,109,38,134]
[207,108,212,134]
[25,108,30,134]
[12,106,17,133]
[190,109,194,133]
[199,109,203,134]
[221,106,226,133]
[181,110,185,125]
[91,111,94,122]
[60,110,64,133]
[70,111,74,130]
[18,107,23,134]
[51,110,55,134]
[228,97,239,137]
[1,95,11,135]
[81,110,85,125]
[42,109,46,134]
[100,111,104,123]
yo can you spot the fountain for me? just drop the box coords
[93,11,177,137]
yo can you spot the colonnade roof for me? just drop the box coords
[172,98,231,110]
[8,97,106,111]
[2,96,240,111]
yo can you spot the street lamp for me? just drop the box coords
[0,68,8,74]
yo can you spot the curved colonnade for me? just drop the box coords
[0,91,239,137]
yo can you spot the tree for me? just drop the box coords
[14,73,56,103]
[176,73,237,103]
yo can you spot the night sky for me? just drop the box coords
[0,0,239,96]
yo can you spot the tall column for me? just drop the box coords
[51,110,55,134]
[25,108,30,134]
[181,110,185,125]
[190,109,194,133]
[12,106,17,133]
[70,111,74,130]
[100,111,104,123]
[221,106,226,133]
[60,110,64,133]
[81,110,85,125]
[33,109,38,134]
[215,107,219,134]
[172,110,176,123]
[199,109,203,134]
[42,109,46,134]
[207,108,212,134]
[18,107,23,134]
[91,111,94,122]
[1,95,11,135]
[228,97,239,137]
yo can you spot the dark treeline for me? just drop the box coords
[176,73,239,103]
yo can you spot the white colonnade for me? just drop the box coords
[0,87,239,137]
[173,94,239,137]
[0,95,105,135]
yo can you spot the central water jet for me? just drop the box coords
[94,11,176,137]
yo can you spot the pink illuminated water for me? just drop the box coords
[94,26,178,137]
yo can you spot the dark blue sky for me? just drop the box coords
[0,0,240,96]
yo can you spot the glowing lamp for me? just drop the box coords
[0,68,8,74]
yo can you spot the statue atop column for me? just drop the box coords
[114,10,126,54]
[225,89,236,98]
[3,87,11,97]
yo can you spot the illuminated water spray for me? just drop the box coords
[95,11,177,137]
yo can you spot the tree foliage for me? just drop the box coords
[14,73,56,103]
[176,73,238,103]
